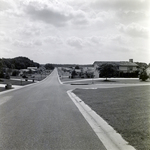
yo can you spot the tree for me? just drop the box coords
[71,70,77,78]
[136,62,148,70]
[0,57,40,70]
[45,64,54,70]
[98,63,118,81]
[139,70,149,81]
[12,70,20,76]
[75,65,80,69]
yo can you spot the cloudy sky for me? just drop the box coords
[0,0,149,64]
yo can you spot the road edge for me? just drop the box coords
[0,71,54,95]
[67,90,136,150]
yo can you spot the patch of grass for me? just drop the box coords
[0,79,33,86]
[73,85,150,150]
[63,78,150,85]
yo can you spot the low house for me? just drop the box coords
[19,69,29,75]
[93,59,138,78]
[27,67,38,72]
[81,68,95,78]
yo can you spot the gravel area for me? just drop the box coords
[73,85,150,150]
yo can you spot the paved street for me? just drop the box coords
[0,69,107,150]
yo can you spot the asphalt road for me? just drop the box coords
[0,69,106,150]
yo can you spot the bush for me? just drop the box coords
[5,73,10,79]
[0,71,4,78]
[12,70,20,76]
[139,70,149,81]
[71,70,77,78]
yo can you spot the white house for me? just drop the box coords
[93,59,138,78]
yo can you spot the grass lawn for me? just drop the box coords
[0,79,34,86]
[0,78,34,92]
[63,78,150,85]
[73,85,150,150]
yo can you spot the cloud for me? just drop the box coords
[118,23,149,39]
[91,0,149,11]
[24,1,73,27]
[23,0,91,27]
[13,39,42,48]
[44,36,63,44]
[71,10,89,26]
[0,0,149,64]
[86,36,102,45]
[66,37,83,48]
[111,35,129,45]
[13,40,33,48]
[0,31,6,37]
[0,0,12,11]
[1,47,13,53]
[15,24,41,36]
[0,31,12,42]
[0,0,21,17]
[116,10,149,24]
[34,40,42,46]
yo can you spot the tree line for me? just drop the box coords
[0,57,40,70]
[0,57,40,78]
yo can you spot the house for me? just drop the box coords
[80,67,95,78]
[146,67,150,77]
[19,69,29,75]
[93,59,138,78]
[27,67,38,72]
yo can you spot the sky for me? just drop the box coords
[0,0,150,64]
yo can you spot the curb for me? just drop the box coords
[67,90,136,150]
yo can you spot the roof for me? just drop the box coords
[75,69,81,73]
[93,61,138,67]
[27,67,38,69]
[86,68,95,73]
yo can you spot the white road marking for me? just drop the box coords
[67,90,136,150]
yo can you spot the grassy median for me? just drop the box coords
[73,85,150,150]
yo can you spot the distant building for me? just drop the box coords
[93,59,138,78]
[27,67,38,72]
[146,67,150,77]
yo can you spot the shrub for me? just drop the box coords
[5,73,10,79]
[0,71,4,78]
[12,70,20,76]
[139,70,149,81]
